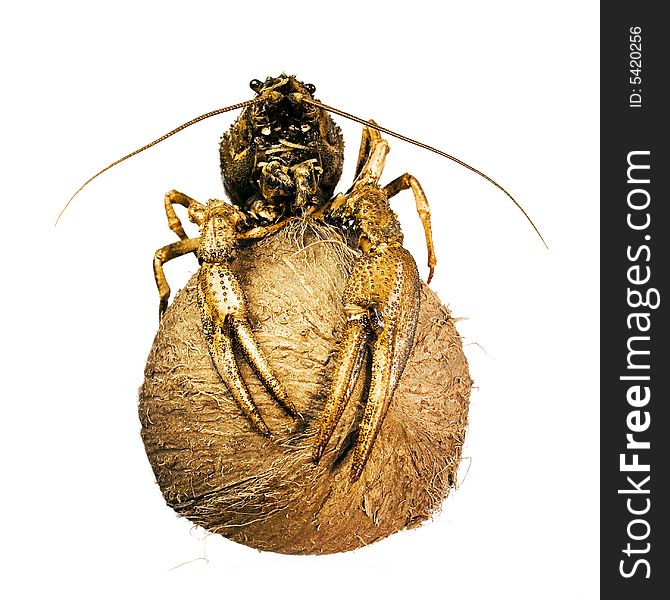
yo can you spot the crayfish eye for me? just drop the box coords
[249,79,263,93]
[304,83,316,95]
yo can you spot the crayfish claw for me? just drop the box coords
[197,261,293,435]
[313,245,421,481]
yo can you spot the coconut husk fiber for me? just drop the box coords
[139,219,471,555]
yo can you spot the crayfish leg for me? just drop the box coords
[153,237,200,317]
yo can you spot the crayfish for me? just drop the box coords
[63,74,544,482]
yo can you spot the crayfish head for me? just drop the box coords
[248,74,321,127]
[220,74,344,217]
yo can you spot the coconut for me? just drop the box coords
[139,220,471,555]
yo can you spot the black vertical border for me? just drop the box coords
[601,4,668,596]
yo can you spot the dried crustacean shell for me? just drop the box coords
[139,220,471,555]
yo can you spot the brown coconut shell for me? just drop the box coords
[139,220,471,555]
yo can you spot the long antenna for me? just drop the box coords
[56,98,260,225]
[303,97,548,249]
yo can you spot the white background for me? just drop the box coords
[1,1,599,598]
